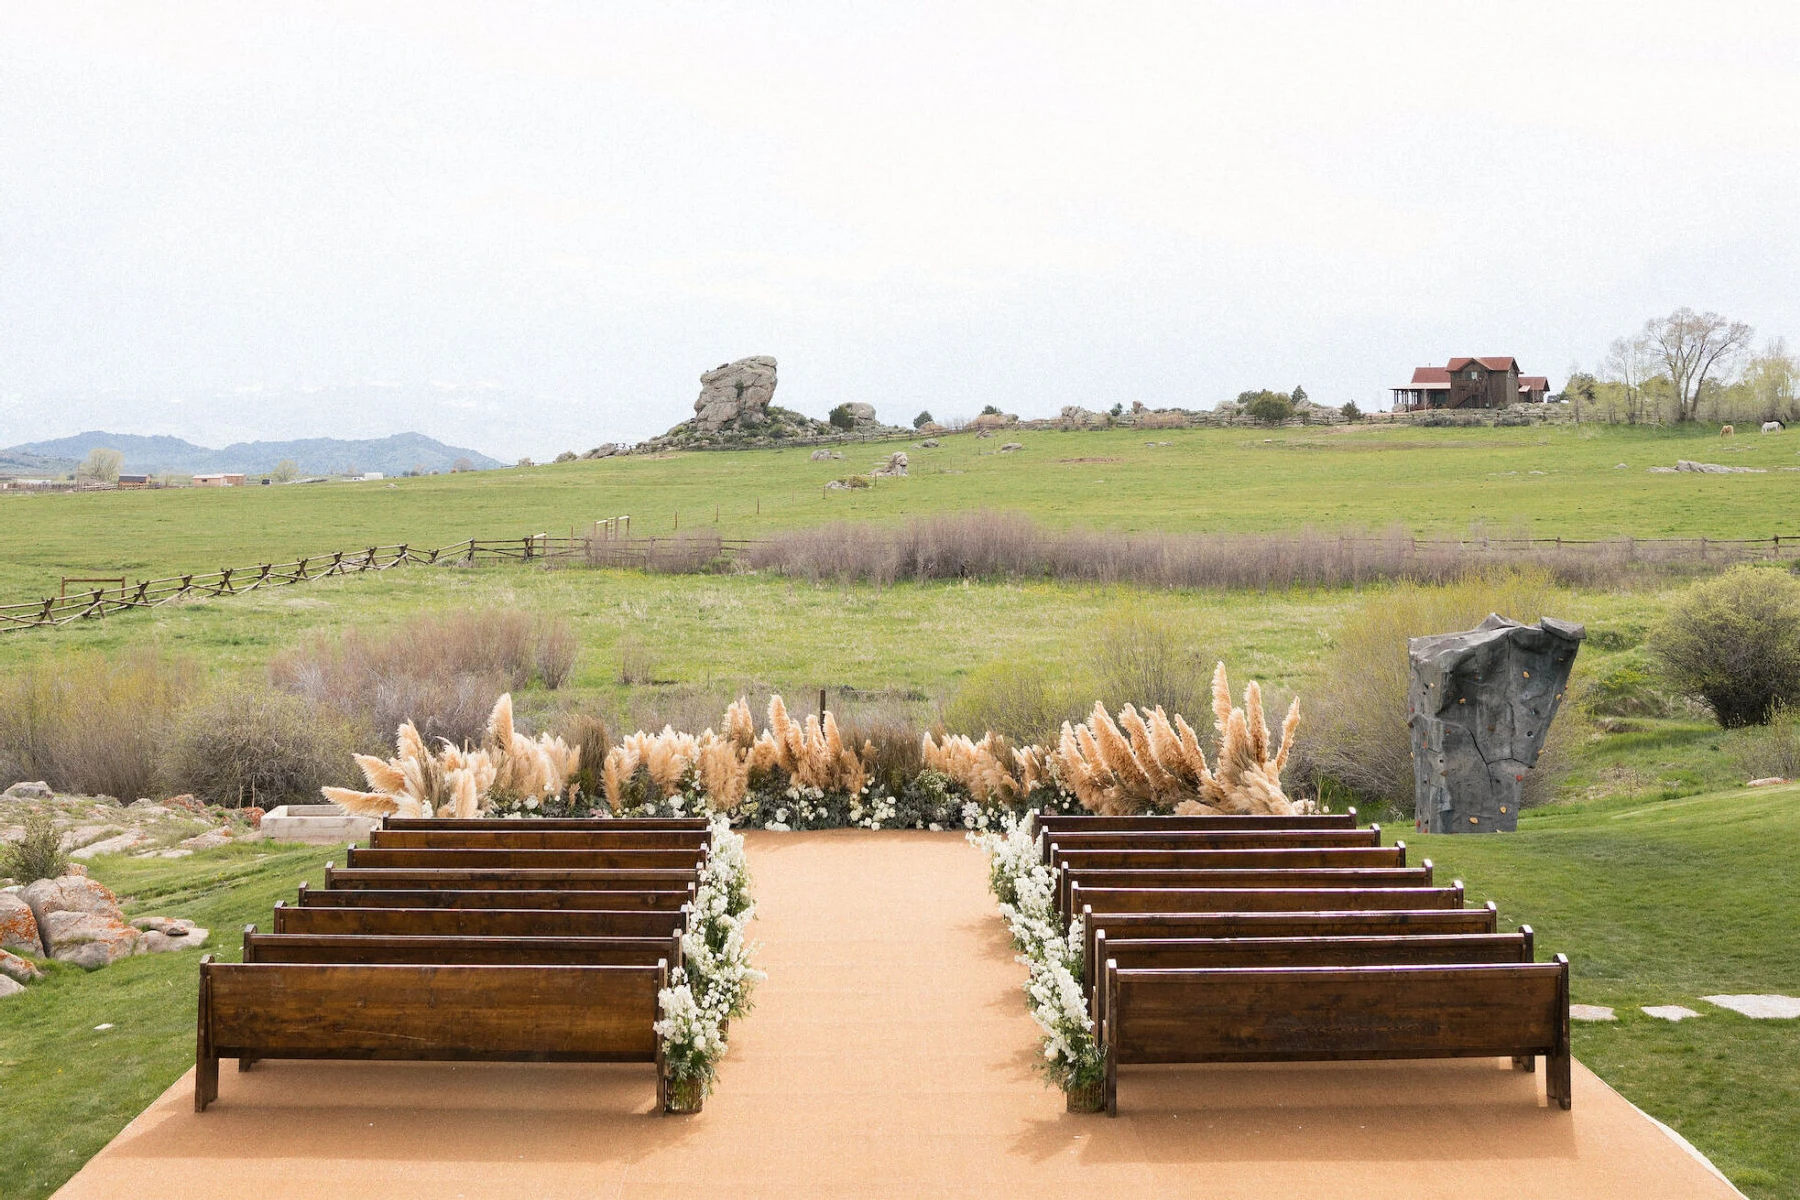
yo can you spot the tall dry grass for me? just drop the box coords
[1298,570,1581,810]
[160,683,360,807]
[740,511,1763,590]
[270,608,577,748]
[0,650,195,800]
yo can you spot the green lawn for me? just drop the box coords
[4,422,1798,597]
[1418,784,1800,1197]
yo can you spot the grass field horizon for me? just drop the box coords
[4,422,1798,598]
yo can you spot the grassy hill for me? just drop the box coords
[1,422,1796,597]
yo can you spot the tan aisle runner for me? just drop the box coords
[56,830,1741,1199]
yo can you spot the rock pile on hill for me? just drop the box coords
[634,355,910,451]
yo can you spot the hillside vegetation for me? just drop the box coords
[2,423,1797,596]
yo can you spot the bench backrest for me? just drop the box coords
[381,817,709,831]
[1071,882,1464,915]
[369,829,710,850]
[243,929,684,968]
[1079,903,1501,983]
[1059,865,1432,915]
[321,865,699,891]
[1051,846,1405,872]
[297,884,693,911]
[345,847,706,871]
[1038,811,1357,831]
[200,959,665,1061]
[272,902,687,938]
[1043,830,1381,864]
[1104,958,1567,1065]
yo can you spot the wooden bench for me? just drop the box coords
[1058,865,1433,918]
[195,958,669,1112]
[243,928,685,968]
[272,901,687,938]
[1038,811,1358,832]
[321,865,700,892]
[1089,928,1536,1031]
[369,828,711,850]
[1041,829,1381,864]
[297,883,694,911]
[1079,903,1502,984]
[1050,845,1406,872]
[1099,957,1572,1113]
[345,846,708,871]
[1070,882,1464,916]
[382,816,710,831]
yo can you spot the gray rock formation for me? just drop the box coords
[693,356,779,430]
[1406,614,1584,833]
[0,975,23,999]
[843,402,877,424]
[3,781,52,800]
[871,452,909,478]
[0,947,41,983]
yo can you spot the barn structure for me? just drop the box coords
[1392,357,1551,411]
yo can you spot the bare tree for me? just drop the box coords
[1643,308,1752,423]
[1604,333,1661,425]
[269,458,299,483]
[1743,338,1798,423]
[77,446,124,482]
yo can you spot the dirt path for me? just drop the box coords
[55,830,1741,1199]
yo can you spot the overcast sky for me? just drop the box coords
[2,2,1797,460]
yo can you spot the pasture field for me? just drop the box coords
[2,422,1798,597]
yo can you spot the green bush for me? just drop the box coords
[1578,652,1681,718]
[1650,565,1800,726]
[0,650,193,801]
[161,684,358,807]
[913,411,934,429]
[1242,390,1295,425]
[941,660,1083,745]
[1725,704,1800,780]
[2,810,67,885]
[828,404,855,431]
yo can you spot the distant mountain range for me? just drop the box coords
[0,431,503,477]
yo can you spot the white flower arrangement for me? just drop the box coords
[970,812,1103,1096]
[655,817,764,1101]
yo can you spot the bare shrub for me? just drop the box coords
[270,609,573,749]
[1725,704,1800,780]
[2,810,67,884]
[1301,571,1578,809]
[835,696,928,795]
[1090,605,1218,718]
[739,512,1764,590]
[1649,565,1800,727]
[617,639,658,686]
[161,683,359,807]
[625,685,745,737]
[557,713,613,800]
[585,531,723,574]
[0,650,193,800]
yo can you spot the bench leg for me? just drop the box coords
[238,1055,258,1072]
[1513,1055,1535,1072]
[195,960,219,1112]
[1547,1050,1572,1111]
[1103,1025,1118,1117]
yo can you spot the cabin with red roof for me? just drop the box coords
[1392,357,1551,411]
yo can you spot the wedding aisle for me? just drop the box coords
[55,830,1739,1199]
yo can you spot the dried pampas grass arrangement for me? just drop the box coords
[1053,663,1303,816]
[322,693,579,818]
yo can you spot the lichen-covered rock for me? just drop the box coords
[22,874,124,920]
[1407,615,1584,833]
[0,947,42,983]
[0,892,43,956]
[133,916,209,952]
[178,828,233,851]
[2,781,53,800]
[0,975,25,999]
[42,910,142,967]
[693,356,779,430]
[70,830,156,859]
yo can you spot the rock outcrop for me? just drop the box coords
[1407,615,1584,834]
[0,892,42,955]
[871,452,909,478]
[22,874,143,968]
[0,947,41,983]
[693,356,780,431]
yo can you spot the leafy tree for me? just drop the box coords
[1340,401,1362,422]
[980,404,1002,416]
[1109,402,1124,418]
[1292,385,1308,406]
[269,459,299,483]
[913,410,934,429]
[77,446,123,482]
[828,404,856,431]
[1240,390,1295,425]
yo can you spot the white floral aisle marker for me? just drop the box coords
[1702,994,1800,1019]
[1641,1005,1703,1021]
[1569,1004,1616,1022]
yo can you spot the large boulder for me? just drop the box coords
[133,915,210,953]
[0,975,24,1000]
[0,947,41,983]
[871,452,909,478]
[844,402,878,424]
[693,356,779,431]
[1407,615,1584,834]
[22,874,123,919]
[3,781,52,800]
[23,873,144,966]
[0,892,42,956]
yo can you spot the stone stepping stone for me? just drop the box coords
[1642,1005,1702,1021]
[1570,1004,1616,1022]
[1702,994,1800,1019]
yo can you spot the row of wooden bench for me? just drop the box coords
[195,817,718,1113]
[1031,811,1572,1115]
